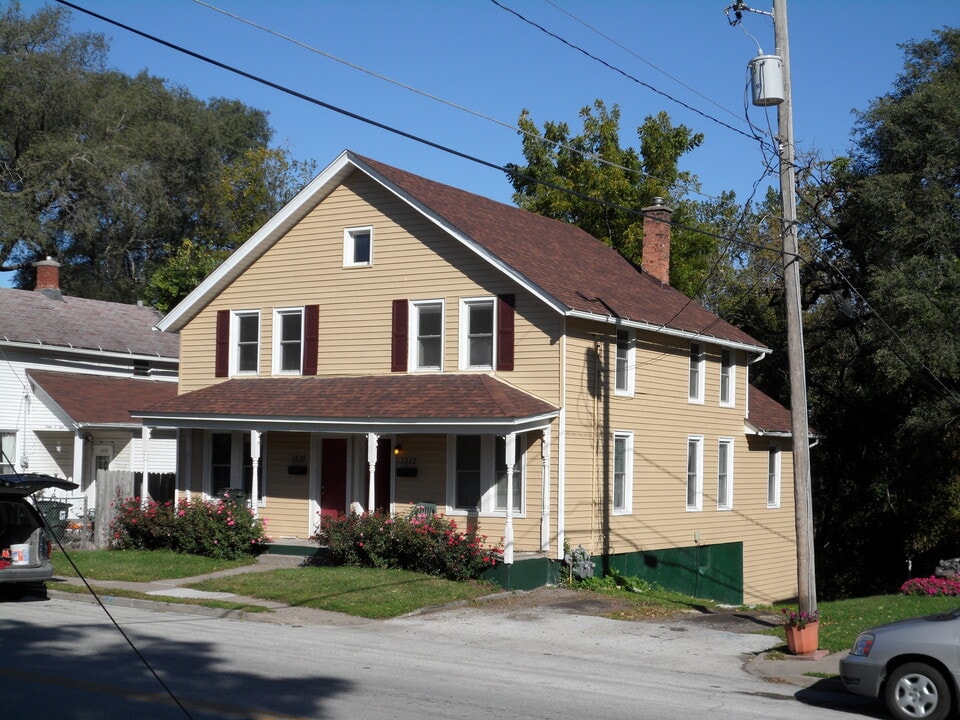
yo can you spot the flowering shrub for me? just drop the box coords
[315,511,502,581]
[901,576,960,596]
[781,607,820,628]
[111,495,269,560]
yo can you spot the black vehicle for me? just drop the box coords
[0,473,78,600]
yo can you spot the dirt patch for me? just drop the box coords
[471,586,781,630]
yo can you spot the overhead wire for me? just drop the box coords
[190,0,717,202]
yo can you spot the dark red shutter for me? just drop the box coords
[497,294,515,371]
[303,305,319,376]
[391,299,408,372]
[215,309,229,377]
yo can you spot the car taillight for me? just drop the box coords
[46,539,52,558]
[851,633,875,656]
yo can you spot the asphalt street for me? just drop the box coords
[1,591,881,720]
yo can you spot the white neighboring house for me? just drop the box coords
[0,259,179,514]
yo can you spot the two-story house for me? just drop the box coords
[137,150,798,604]
[0,260,180,515]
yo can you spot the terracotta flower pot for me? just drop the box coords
[785,620,819,655]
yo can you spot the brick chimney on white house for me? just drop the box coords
[34,257,63,301]
[641,197,673,285]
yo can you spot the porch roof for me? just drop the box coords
[132,374,559,435]
[27,370,178,428]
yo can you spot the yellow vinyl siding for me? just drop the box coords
[261,433,312,539]
[178,171,560,395]
[561,318,796,604]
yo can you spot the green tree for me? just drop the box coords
[506,100,719,299]
[0,2,311,304]
[803,28,960,598]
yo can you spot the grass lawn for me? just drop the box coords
[52,549,256,581]
[190,566,496,619]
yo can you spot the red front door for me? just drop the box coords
[319,438,347,521]
[373,438,392,513]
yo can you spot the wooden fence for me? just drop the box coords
[93,470,176,549]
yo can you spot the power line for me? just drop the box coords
[489,0,772,150]
[191,0,719,202]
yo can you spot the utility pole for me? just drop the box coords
[728,0,816,614]
[773,0,817,615]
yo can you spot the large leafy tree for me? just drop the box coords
[506,100,719,299]
[0,2,312,304]
[804,28,960,597]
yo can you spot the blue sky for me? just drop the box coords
[7,0,958,285]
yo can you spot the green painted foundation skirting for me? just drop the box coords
[484,542,744,605]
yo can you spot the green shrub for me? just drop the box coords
[315,511,501,581]
[110,495,268,560]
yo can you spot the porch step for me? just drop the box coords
[263,540,316,557]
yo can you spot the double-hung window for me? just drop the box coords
[720,349,735,406]
[615,330,635,396]
[717,438,734,510]
[767,443,781,508]
[450,433,524,515]
[688,342,704,403]
[343,226,373,267]
[233,310,260,375]
[460,298,495,369]
[412,300,443,371]
[273,308,303,374]
[0,432,16,473]
[207,431,264,505]
[686,436,703,511]
[613,431,633,514]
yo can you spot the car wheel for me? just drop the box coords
[885,662,952,720]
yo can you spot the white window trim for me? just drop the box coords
[767,442,782,508]
[688,343,705,403]
[343,226,373,268]
[445,433,526,517]
[613,430,633,515]
[272,307,304,375]
[686,435,703,511]
[717,437,734,510]
[614,330,635,397]
[410,299,444,372]
[720,348,736,407]
[203,430,266,507]
[230,309,260,376]
[459,296,496,370]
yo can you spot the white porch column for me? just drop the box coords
[249,430,262,518]
[72,431,84,486]
[140,426,151,502]
[540,427,551,553]
[504,432,515,565]
[366,432,379,512]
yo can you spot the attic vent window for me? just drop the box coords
[343,226,373,267]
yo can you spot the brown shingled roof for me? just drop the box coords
[0,288,178,358]
[747,385,794,435]
[28,370,178,426]
[355,154,763,349]
[137,374,557,425]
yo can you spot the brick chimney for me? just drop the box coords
[641,198,673,285]
[34,257,63,301]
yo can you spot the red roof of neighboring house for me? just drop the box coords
[135,374,557,427]
[0,289,178,358]
[28,370,178,426]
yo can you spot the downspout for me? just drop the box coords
[557,321,567,560]
[540,427,551,553]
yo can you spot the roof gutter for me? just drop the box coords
[565,309,770,357]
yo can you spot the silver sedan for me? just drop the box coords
[840,608,960,720]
